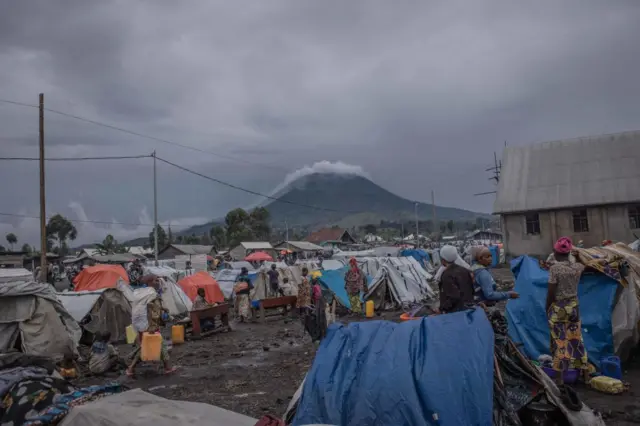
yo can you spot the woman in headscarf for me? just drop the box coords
[437,245,474,314]
[344,258,366,315]
[546,236,589,384]
[471,246,518,305]
[296,267,312,316]
[234,267,253,322]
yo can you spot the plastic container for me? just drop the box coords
[541,367,579,384]
[365,300,374,318]
[590,375,626,394]
[171,325,185,345]
[141,332,163,362]
[600,356,622,380]
[125,325,137,345]
[399,312,423,321]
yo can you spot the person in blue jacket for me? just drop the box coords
[471,246,519,305]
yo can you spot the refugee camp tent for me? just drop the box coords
[320,259,345,271]
[59,388,257,426]
[143,265,182,282]
[365,258,436,309]
[250,264,302,301]
[178,271,224,304]
[290,309,495,426]
[73,264,130,291]
[317,267,372,309]
[507,255,639,368]
[0,279,81,358]
[57,289,131,342]
[0,268,33,284]
[223,261,255,271]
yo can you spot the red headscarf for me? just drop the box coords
[553,237,572,254]
[349,257,358,269]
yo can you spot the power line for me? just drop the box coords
[0,98,288,172]
[156,156,360,214]
[0,212,155,227]
[0,154,152,161]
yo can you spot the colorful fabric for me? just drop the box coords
[0,377,74,426]
[22,384,124,425]
[548,261,585,300]
[547,297,589,372]
[297,277,311,308]
[344,267,365,294]
[236,293,251,319]
[574,247,624,283]
[349,294,362,314]
[146,298,165,333]
[553,236,573,254]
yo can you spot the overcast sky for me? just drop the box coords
[2,0,640,246]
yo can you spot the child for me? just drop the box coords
[59,353,78,380]
[89,331,122,375]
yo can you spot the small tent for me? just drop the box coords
[250,264,301,301]
[73,265,130,291]
[58,289,131,343]
[178,271,224,304]
[365,257,435,309]
[0,279,81,358]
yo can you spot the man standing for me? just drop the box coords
[267,264,280,297]
[438,245,474,314]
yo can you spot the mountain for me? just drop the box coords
[178,173,488,237]
[262,173,486,228]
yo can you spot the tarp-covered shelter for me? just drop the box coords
[73,264,130,292]
[0,280,81,358]
[507,255,639,367]
[178,271,224,304]
[0,268,33,284]
[57,289,131,343]
[291,309,495,426]
[318,267,371,309]
[365,258,435,309]
[59,388,257,426]
[250,264,302,301]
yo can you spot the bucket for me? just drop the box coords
[600,356,622,380]
[541,367,579,384]
[365,300,374,318]
[171,325,185,345]
[125,325,136,345]
[141,332,163,362]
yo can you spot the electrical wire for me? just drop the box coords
[0,98,289,172]
[0,212,155,227]
[0,154,152,161]
[155,156,361,214]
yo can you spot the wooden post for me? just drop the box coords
[38,93,47,280]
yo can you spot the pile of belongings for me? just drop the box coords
[0,351,125,425]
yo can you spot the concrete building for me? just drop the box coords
[494,131,640,257]
[305,228,356,248]
[157,244,216,260]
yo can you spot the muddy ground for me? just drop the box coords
[71,269,640,425]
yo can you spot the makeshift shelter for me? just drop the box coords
[73,265,129,292]
[317,267,371,309]
[507,255,639,368]
[0,280,81,358]
[290,309,495,425]
[178,271,224,304]
[365,258,435,309]
[249,264,302,301]
[57,289,131,343]
[59,388,257,426]
[0,268,33,284]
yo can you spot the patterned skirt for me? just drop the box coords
[236,293,251,319]
[547,297,589,372]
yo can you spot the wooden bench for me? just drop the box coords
[190,303,230,337]
[254,296,297,323]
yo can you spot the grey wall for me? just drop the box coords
[503,204,640,257]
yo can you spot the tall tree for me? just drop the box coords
[446,220,455,233]
[209,225,227,250]
[5,233,17,251]
[249,207,271,240]
[363,224,377,235]
[0,244,5,252]
[21,243,31,253]
[96,234,127,254]
[46,214,77,256]
[148,224,168,249]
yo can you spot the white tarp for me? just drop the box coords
[157,276,192,316]
[321,259,344,271]
[0,280,81,358]
[214,269,240,298]
[57,290,105,322]
[365,258,435,308]
[60,388,257,426]
[143,265,181,281]
[0,268,33,284]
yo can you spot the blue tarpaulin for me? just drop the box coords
[506,256,618,369]
[489,246,499,268]
[319,267,371,309]
[400,249,431,265]
[293,308,495,426]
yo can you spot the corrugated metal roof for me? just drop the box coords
[240,242,274,250]
[276,241,323,251]
[493,130,640,214]
[170,244,214,255]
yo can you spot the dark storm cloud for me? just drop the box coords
[2,0,640,245]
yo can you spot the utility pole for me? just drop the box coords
[431,190,437,238]
[38,93,47,280]
[285,219,289,250]
[414,202,419,247]
[153,150,158,266]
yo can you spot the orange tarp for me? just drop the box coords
[73,264,130,292]
[178,271,224,304]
